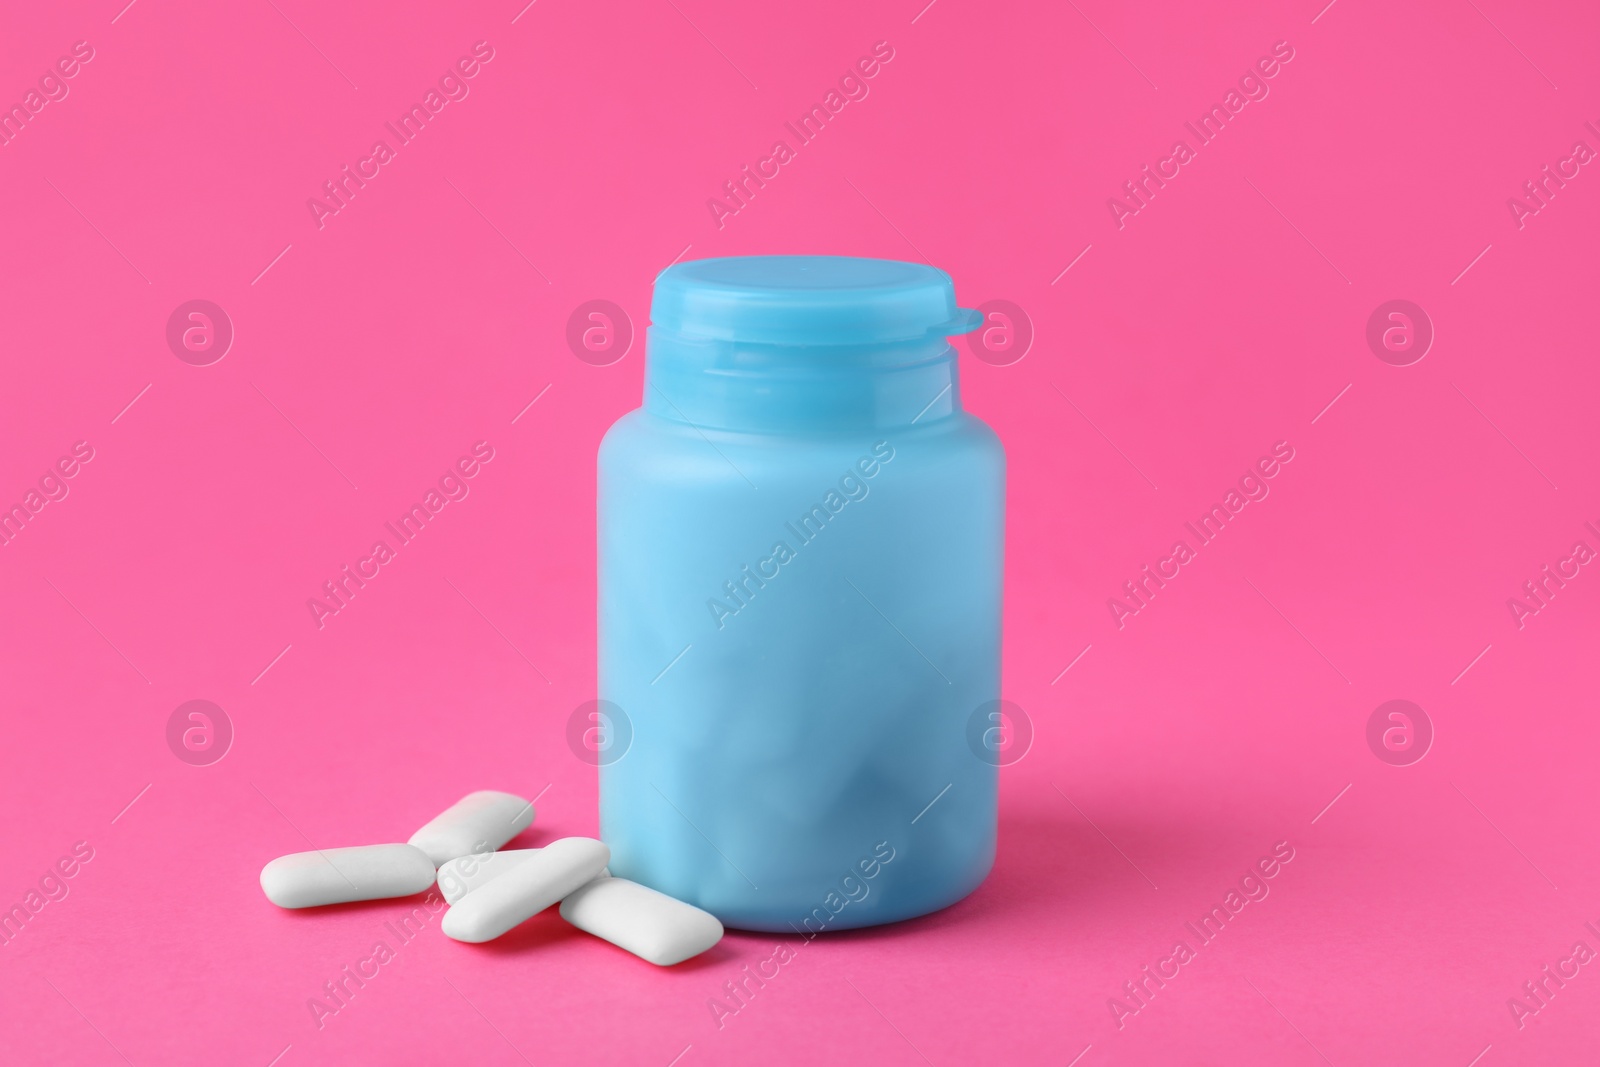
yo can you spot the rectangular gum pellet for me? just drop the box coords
[558,875,723,966]
[442,837,609,943]
[408,790,534,866]
[260,844,436,908]
[437,848,540,905]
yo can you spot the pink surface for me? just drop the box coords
[1,1,1596,1064]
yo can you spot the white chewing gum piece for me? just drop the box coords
[442,837,609,943]
[437,849,540,905]
[260,844,435,908]
[409,790,535,865]
[559,876,723,966]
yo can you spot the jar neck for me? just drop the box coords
[643,328,962,433]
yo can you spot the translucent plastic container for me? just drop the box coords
[597,255,1004,932]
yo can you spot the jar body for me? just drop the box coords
[597,408,1003,931]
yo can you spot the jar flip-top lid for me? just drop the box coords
[651,255,982,345]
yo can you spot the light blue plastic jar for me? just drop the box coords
[597,256,1004,932]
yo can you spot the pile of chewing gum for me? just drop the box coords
[259,790,723,966]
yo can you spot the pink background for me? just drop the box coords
[2,0,1597,1064]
